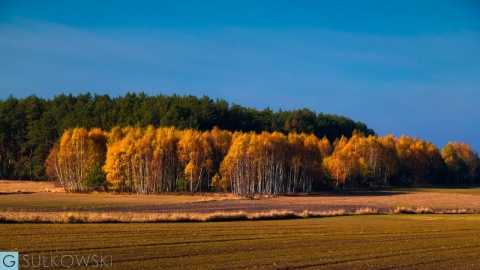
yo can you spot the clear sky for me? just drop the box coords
[1,0,479,151]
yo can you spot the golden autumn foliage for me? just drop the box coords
[45,127,108,192]
[322,133,448,188]
[394,136,447,185]
[104,126,183,193]
[152,127,182,192]
[442,142,479,183]
[177,129,213,192]
[219,131,328,195]
[204,127,233,191]
[323,136,349,187]
[47,126,479,194]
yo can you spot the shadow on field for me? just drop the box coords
[0,191,35,195]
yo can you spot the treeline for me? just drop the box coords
[46,126,480,195]
[324,132,479,188]
[0,92,373,180]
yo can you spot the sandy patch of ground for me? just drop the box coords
[0,180,64,193]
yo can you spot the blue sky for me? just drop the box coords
[1,0,479,151]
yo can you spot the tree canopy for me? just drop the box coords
[5,92,478,191]
[45,126,480,194]
[0,92,374,180]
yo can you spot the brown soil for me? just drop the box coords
[39,190,480,214]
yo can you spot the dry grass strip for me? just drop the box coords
[1,207,478,223]
[391,206,475,214]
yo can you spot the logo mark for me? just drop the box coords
[0,252,18,270]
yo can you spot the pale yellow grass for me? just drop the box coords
[3,207,477,223]
[0,209,354,223]
[391,206,475,214]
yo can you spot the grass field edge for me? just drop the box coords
[1,207,478,223]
